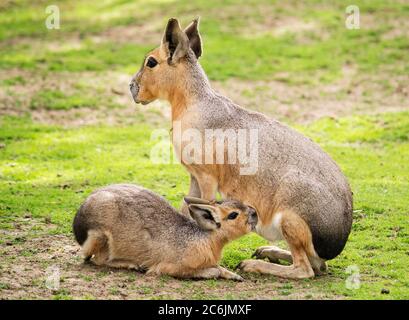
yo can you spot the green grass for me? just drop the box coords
[29,89,100,110]
[2,76,26,86]
[1,112,408,299]
[0,116,187,233]
[0,0,408,84]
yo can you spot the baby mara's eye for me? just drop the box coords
[227,211,239,220]
[146,56,158,68]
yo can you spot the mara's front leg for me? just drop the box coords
[188,266,243,281]
[180,174,201,217]
[151,263,243,281]
[180,172,218,217]
[196,173,218,201]
[252,245,293,264]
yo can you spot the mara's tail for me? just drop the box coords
[72,204,89,245]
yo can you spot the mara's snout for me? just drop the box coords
[247,207,258,230]
[129,80,151,105]
[129,80,140,104]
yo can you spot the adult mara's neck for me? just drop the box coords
[169,54,215,121]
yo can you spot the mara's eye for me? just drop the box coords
[227,211,239,220]
[146,57,158,68]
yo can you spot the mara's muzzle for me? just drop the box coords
[247,207,258,230]
[129,81,140,103]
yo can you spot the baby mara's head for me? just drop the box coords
[184,197,258,241]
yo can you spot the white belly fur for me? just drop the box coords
[256,212,284,242]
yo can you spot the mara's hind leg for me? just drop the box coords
[239,210,315,279]
[105,259,143,271]
[101,231,144,271]
[309,256,327,276]
[80,230,109,266]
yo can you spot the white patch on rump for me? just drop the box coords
[256,212,283,242]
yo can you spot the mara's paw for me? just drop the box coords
[236,259,266,274]
[251,246,279,263]
[219,269,244,282]
[205,266,245,281]
[232,274,244,282]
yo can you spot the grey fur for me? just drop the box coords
[73,184,257,278]
[74,184,203,251]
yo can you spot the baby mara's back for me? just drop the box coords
[73,184,207,272]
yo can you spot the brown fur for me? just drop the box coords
[129,18,353,279]
[73,184,257,280]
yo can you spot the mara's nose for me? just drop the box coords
[129,72,138,88]
[129,80,140,103]
[248,207,258,224]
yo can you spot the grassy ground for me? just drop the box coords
[1,0,408,299]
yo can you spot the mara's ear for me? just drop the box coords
[184,17,202,59]
[189,204,220,231]
[161,18,190,65]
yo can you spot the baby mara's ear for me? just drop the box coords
[188,204,221,231]
[183,196,209,205]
